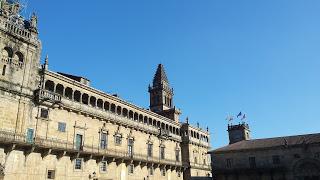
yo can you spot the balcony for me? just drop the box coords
[190,162,211,171]
[0,129,183,168]
[36,89,62,103]
[1,57,24,69]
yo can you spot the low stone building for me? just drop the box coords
[0,0,211,179]
[209,123,320,180]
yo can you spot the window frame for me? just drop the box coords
[58,122,66,132]
[100,161,107,173]
[74,158,83,170]
[47,169,55,179]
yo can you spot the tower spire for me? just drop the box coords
[153,64,169,87]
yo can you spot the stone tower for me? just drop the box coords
[228,123,250,144]
[0,0,41,92]
[149,64,181,122]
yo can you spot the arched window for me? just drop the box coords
[134,113,138,121]
[2,47,13,58]
[129,110,133,119]
[55,84,64,95]
[122,108,128,117]
[74,91,81,102]
[110,104,116,113]
[82,93,89,105]
[89,96,96,107]
[13,51,24,62]
[104,101,110,111]
[144,116,148,124]
[116,106,122,115]
[65,87,73,100]
[139,114,143,123]
[97,99,103,109]
[45,80,54,92]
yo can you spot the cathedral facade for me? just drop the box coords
[0,1,211,180]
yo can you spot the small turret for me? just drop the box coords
[228,122,250,144]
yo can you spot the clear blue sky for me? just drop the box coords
[26,0,320,148]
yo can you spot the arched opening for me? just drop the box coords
[157,121,160,128]
[148,118,152,125]
[144,116,148,124]
[13,51,24,62]
[129,110,133,119]
[161,123,165,130]
[55,84,64,95]
[116,106,122,115]
[122,108,128,117]
[165,124,169,131]
[104,101,110,111]
[134,113,138,121]
[153,120,156,127]
[89,96,96,107]
[74,90,81,102]
[110,104,116,113]
[2,47,13,58]
[139,114,143,123]
[45,80,55,92]
[169,126,172,133]
[65,87,73,100]
[97,99,103,109]
[82,93,89,105]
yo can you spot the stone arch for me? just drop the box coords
[74,90,81,102]
[293,158,320,178]
[65,87,73,100]
[143,116,148,124]
[13,51,23,62]
[97,99,103,109]
[134,112,138,121]
[89,96,96,107]
[2,47,13,58]
[128,110,133,119]
[55,84,64,95]
[139,114,143,123]
[110,104,116,113]
[45,80,55,91]
[122,108,128,117]
[104,101,110,111]
[116,106,122,115]
[82,93,89,105]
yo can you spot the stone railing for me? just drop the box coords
[37,89,62,102]
[0,129,182,167]
[190,162,211,170]
[1,57,24,69]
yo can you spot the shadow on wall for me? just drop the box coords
[191,177,212,180]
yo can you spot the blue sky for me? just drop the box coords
[26,0,320,148]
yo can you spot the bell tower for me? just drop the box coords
[0,0,41,92]
[228,122,251,144]
[149,64,174,112]
[149,64,181,122]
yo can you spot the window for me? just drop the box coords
[2,65,6,76]
[226,158,233,168]
[175,149,180,162]
[147,144,153,157]
[40,108,49,119]
[128,139,134,157]
[249,157,256,168]
[100,132,107,149]
[148,167,154,176]
[100,161,107,173]
[58,122,66,132]
[47,170,55,179]
[160,146,165,160]
[161,168,166,176]
[74,158,82,170]
[75,134,83,150]
[272,155,280,165]
[128,164,134,174]
[115,135,122,145]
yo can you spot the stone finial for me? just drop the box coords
[206,126,209,132]
[197,122,200,128]
[186,117,189,124]
[43,54,48,70]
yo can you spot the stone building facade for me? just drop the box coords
[0,1,211,180]
[209,123,320,180]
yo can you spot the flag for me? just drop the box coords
[237,112,242,118]
[226,115,234,122]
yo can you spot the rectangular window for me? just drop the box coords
[115,135,122,145]
[272,155,280,165]
[75,134,83,150]
[2,65,6,76]
[226,158,233,168]
[147,144,153,157]
[128,139,134,157]
[100,132,107,149]
[58,122,66,132]
[160,147,165,160]
[100,161,107,173]
[74,158,82,170]
[128,164,134,174]
[26,128,34,143]
[148,167,154,176]
[175,150,180,162]
[161,168,166,176]
[249,157,256,168]
[47,170,55,179]
[40,108,49,119]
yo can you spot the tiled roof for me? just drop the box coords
[212,133,320,153]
